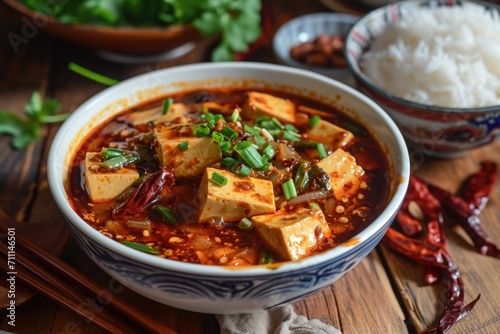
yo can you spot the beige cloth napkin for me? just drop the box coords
[216,304,342,334]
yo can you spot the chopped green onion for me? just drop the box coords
[230,108,241,122]
[309,115,321,128]
[317,143,327,159]
[179,141,189,151]
[219,141,232,155]
[309,202,321,210]
[235,140,264,168]
[100,154,139,170]
[162,97,173,115]
[153,205,177,223]
[282,130,301,142]
[221,126,238,140]
[194,124,211,137]
[68,62,119,86]
[120,241,159,255]
[255,116,270,123]
[212,131,224,143]
[243,124,260,136]
[282,179,297,200]
[238,218,253,230]
[231,162,251,176]
[271,117,283,128]
[268,129,281,136]
[211,172,228,186]
[294,162,311,192]
[260,120,279,130]
[284,124,297,132]
[262,143,275,159]
[297,141,320,148]
[101,148,125,160]
[221,157,237,168]
[253,134,266,146]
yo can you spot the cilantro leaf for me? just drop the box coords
[0,112,40,150]
[0,91,69,150]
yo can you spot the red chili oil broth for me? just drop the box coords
[68,87,390,266]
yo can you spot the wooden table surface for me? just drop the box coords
[1,1,499,333]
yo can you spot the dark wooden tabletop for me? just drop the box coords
[1,1,500,333]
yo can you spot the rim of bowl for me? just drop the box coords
[273,13,360,75]
[47,62,410,277]
[3,0,192,34]
[345,0,500,114]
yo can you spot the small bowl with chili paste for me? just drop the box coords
[273,13,359,86]
[47,62,410,314]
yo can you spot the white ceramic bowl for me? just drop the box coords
[273,13,359,85]
[47,62,410,314]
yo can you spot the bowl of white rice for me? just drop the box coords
[345,0,500,158]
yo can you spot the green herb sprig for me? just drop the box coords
[18,0,262,61]
[0,91,69,149]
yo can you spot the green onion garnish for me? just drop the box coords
[271,117,283,128]
[284,124,297,132]
[231,162,251,177]
[219,141,232,155]
[243,124,260,136]
[162,98,173,115]
[153,205,177,223]
[120,241,159,255]
[309,202,321,210]
[253,134,266,146]
[101,148,125,160]
[262,143,275,159]
[221,157,237,169]
[294,162,311,192]
[211,172,228,186]
[221,126,238,140]
[235,140,264,168]
[282,130,301,142]
[100,154,139,170]
[282,179,297,200]
[212,131,224,143]
[238,218,254,230]
[68,62,119,86]
[179,141,189,151]
[194,124,211,137]
[309,115,321,128]
[317,143,327,159]
[230,108,241,122]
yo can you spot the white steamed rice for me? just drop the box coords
[360,4,500,108]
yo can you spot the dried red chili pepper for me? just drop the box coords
[112,166,175,219]
[462,161,498,215]
[427,183,500,258]
[383,228,480,334]
[396,176,446,284]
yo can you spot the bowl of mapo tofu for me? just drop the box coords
[47,62,410,314]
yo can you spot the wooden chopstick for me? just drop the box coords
[0,250,131,333]
[0,224,177,334]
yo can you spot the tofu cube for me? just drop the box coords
[198,168,276,223]
[300,106,353,149]
[316,148,365,200]
[154,125,221,177]
[84,152,139,202]
[242,91,296,123]
[120,103,193,126]
[201,101,235,115]
[251,208,332,261]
